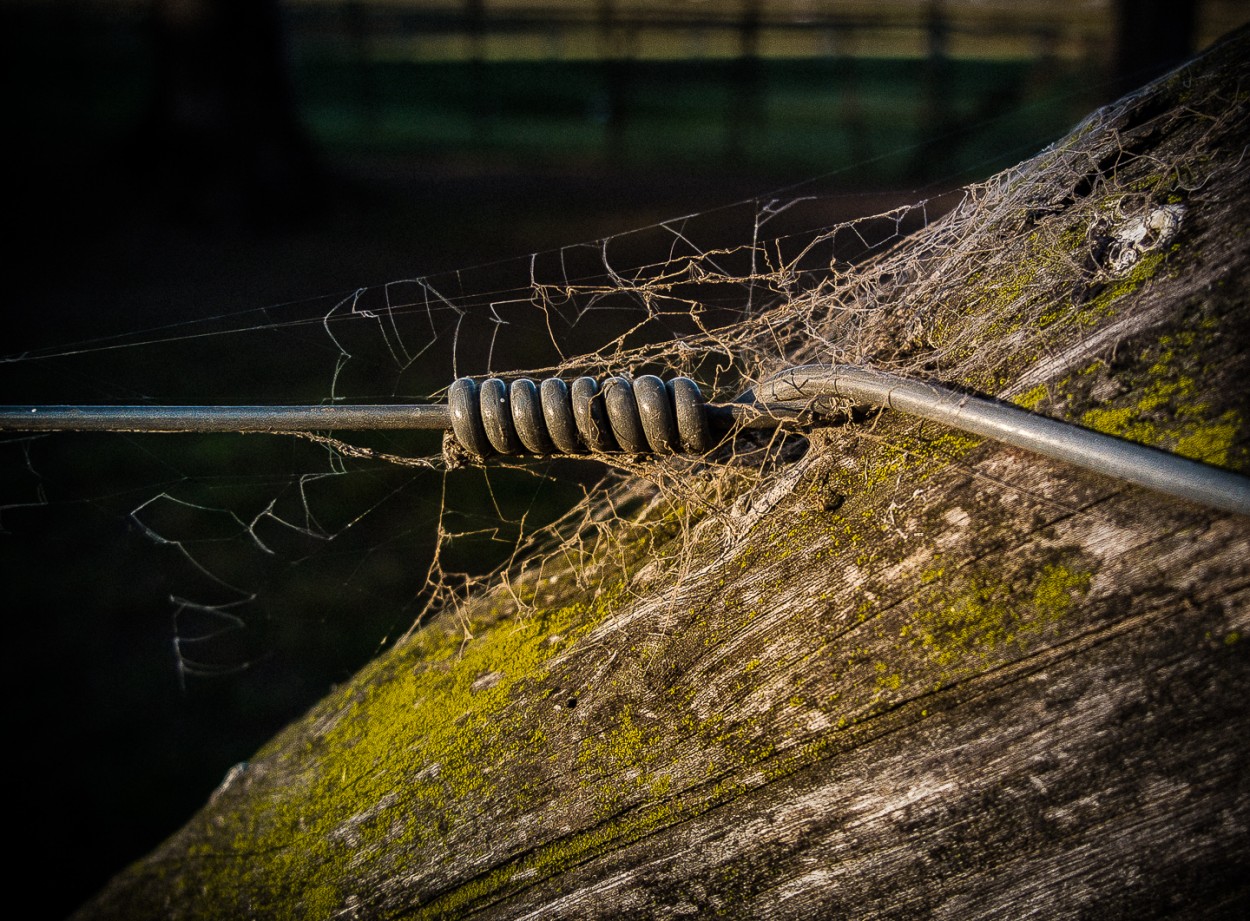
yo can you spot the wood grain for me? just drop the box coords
[75,26,1250,921]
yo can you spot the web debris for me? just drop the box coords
[2,87,1237,678]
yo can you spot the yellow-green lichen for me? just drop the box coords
[1012,383,1051,412]
[873,661,903,692]
[412,795,685,920]
[1079,250,1168,324]
[909,560,1093,676]
[927,207,1177,389]
[839,430,982,494]
[177,580,631,917]
[1078,333,1243,468]
[577,704,663,817]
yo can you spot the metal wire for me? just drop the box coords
[2,365,1248,515]
[0,403,451,433]
[752,364,1250,517]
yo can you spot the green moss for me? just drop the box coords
[1013,383,1050,412]
[411,743,760,918]
[1080,250,1167,323]
[301,883,340,918]
[846,430,982,493]
[412,796,685,920]
[578,704,665,817]
[1079,345,1243,468]
[177,579,632,917]
[909,560,1092,676]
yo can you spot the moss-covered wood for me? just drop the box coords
[75,27,1250,921]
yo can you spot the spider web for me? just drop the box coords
[3,74,1243,911]
[2,93,1226,682]
[0,180,951,676]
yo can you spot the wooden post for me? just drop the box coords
[74,26,1250,921]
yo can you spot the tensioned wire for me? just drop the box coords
[3,364,1247,516]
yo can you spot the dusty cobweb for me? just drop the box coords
[1,77,1239,683]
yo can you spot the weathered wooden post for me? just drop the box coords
[74,27,1250,920]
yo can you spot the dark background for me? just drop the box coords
[1,1,1241,917]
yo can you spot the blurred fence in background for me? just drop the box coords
[10,0,1250,187]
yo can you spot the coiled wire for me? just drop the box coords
[449,375,712,457]
[3,366,1247,515]
[447,367,1250,516]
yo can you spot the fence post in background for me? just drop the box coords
[1114,0,1197,94]
[912,0,951,180]
[727,0,764,163]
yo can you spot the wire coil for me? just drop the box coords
[3,365,1247,515]
[448,375,713,457]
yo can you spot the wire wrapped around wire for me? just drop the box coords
[2,365,1248,516]
[448,375,713,458]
